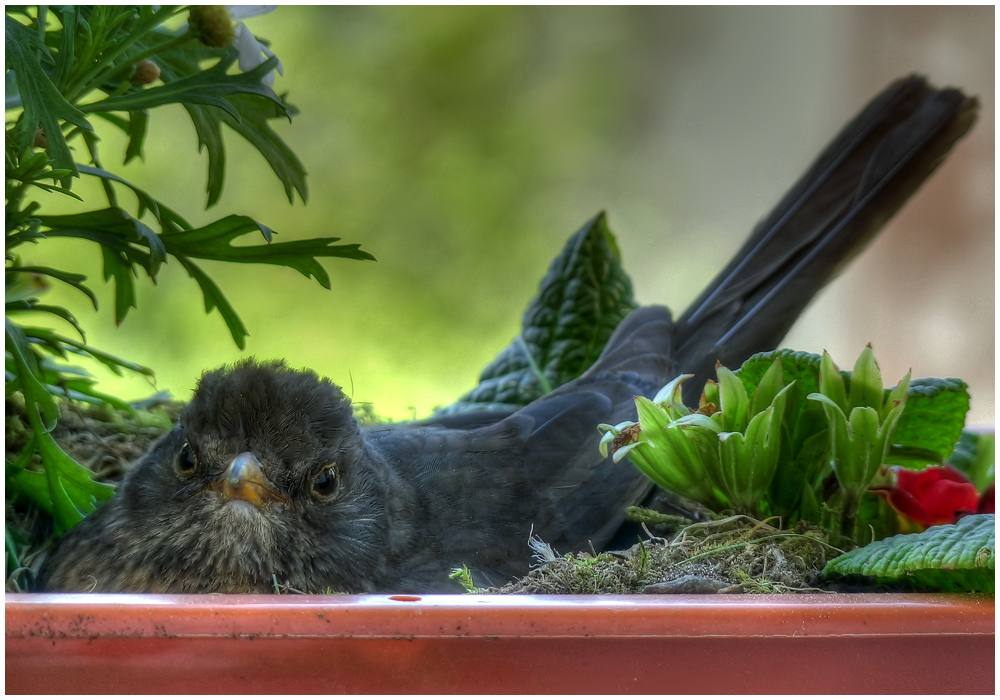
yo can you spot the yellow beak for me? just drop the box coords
[215,452,284,507]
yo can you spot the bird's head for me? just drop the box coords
[43,359,394,594]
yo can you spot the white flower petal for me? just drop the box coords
[260,43,284,76]
[233,23,266,73]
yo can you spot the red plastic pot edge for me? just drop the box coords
[6,593,995,694]
[4,591,995,638]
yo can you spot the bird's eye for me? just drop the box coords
[176,442,197,476]
[312,466,338,498]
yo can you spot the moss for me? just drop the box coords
[492,515,841,594]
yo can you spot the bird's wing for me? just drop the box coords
[500,305,679,556]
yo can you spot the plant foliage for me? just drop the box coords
[599,345,986,546]
[440,211,637,414]
[824,513,995,593]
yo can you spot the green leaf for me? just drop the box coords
[652,373,694,421]
[848,345,883,411]
[83,51,286,119]
[124,110,149,164]
[6,301,87,340]
[716,365,749,434]
[77,164,192,232]
[818,350,848,413]
[183,103,227,206]
[4,265,98,309]
[889,377,971,468]
[948,429,995,491]
[824,514,995,593]
[5,14,93,184]
[749,357,785,417]
[735,349,822,398]
[5,319,60,431]
[50,6,78,91]
[221,94,308,205]
[161,214,373,289]
[38,206,167,280]
[101,246,136,323]
[440,212,638,413]
[20,326,154,377]
[174,256,250,349]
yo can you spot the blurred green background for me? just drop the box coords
[31,6,995,423]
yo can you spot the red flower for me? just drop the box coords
[873,465,988,527]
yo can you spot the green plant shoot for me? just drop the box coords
[807,346,910,541]
[599,358,794,517]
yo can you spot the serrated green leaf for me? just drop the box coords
[7,301,87,340]
[221,94,308,205]
[50,6,77,91]
[183,103,227,206]
[101,246,137,324]
[5,319,60,431]
[824,514,995,592]
[39,207,168,278]
[889,377,971,468]
[162,214,374,287]
[20,325,154,377]
[83,51,285,119]
[4,265,98,309]
[175,255,249,349]
[441,213,638,413]
[125,109,149,164]
[77,164,192,232]
[5,14,93,184]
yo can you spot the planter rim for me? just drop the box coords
[6,592,994,639]
[7,593,993,695]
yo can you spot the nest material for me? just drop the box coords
[5,398,179,591]
[490,515,839,594]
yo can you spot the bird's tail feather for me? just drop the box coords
[661,76,977,401]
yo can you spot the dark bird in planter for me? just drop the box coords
[40,76,977,594]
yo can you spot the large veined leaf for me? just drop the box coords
[735,349,822,398]
[889,378,971,468]
[824,513,994,593]
[440,212,638,414]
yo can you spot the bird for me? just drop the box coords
[39,76,977,594]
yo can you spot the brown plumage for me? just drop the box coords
[40,76,977,593]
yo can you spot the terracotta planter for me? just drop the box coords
[5,592,993,694]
